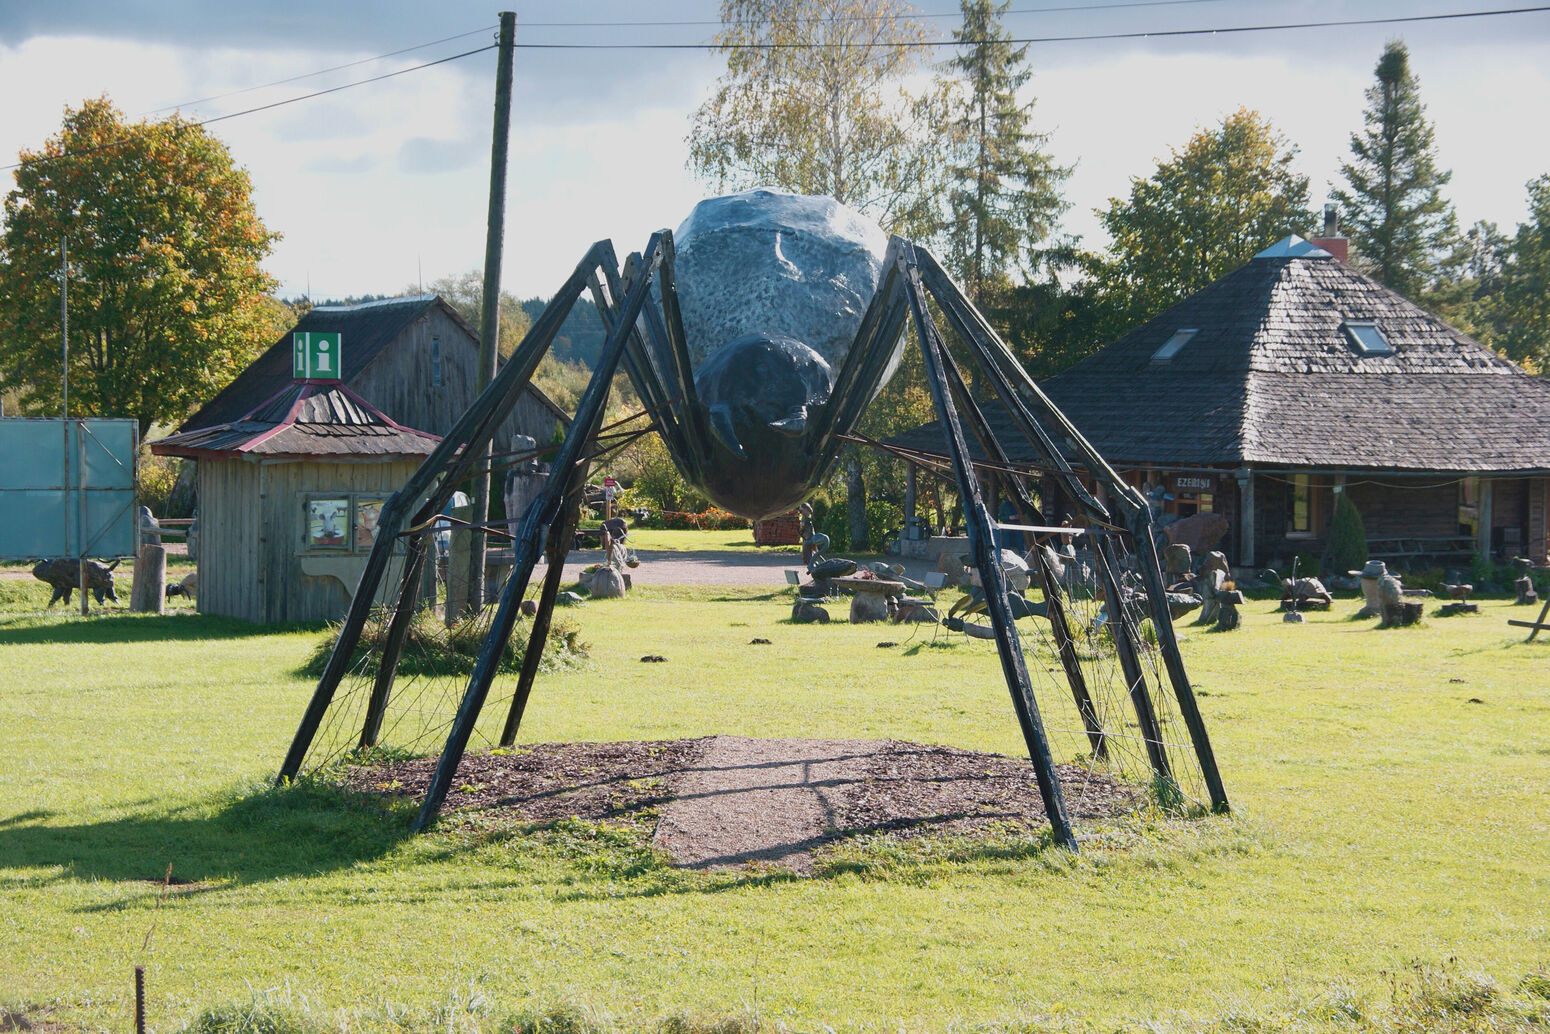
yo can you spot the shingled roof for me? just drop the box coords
[150,382,439,462]
[181,295,456,432]
[891,239,1550,475]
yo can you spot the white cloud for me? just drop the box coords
[0,5,1545,307]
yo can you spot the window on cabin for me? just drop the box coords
[1458,477,1481,536]
[1343,321,1392,355]
[1290,474,1313,535]
[431,336,443,387]
[1152,328,1199,361]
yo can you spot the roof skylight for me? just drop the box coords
[1152,328,1199,361]
[1343,321,1392,355]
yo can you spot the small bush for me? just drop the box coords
[137,447,182,516]
[1326,491,1368,574]
[813,495,900,553]
[183,1002,322,1034]
[633,508,749,531]
[301,607,586,678]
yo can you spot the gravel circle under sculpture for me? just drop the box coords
[347,736,1142,872]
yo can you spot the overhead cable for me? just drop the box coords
[516,0,1237,28]
[144,25,498,116]
[1,44,496,173]
[508,5,1550,48]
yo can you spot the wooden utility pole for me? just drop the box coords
[468,10,518,617]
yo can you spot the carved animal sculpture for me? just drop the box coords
[165,571,198,600]
[1163,512,1230,555]
[32,558,120,606]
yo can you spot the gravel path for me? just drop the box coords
[651,735,887,870]
[558,548,946,587]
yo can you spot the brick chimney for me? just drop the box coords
[1310,204,1349,262]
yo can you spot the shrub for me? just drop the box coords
[813,496,904,553]
[626,434,706,515]
[863,498,903,553]
[137,447,182,516]
[630,507,749,531]
[301,607,585,678]
[1326,491,1368,574]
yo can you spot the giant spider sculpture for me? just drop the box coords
[280,189,1228,850]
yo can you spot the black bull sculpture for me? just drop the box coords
[279,193,1228,849]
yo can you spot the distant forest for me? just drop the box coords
[520,296,607,368]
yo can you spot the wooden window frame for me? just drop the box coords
[1287,474,1320,539]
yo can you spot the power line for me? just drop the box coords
[199,43,495,125]
[1,44,496,173]
[144,25,498,117]
[515,0,1239,28]
[507,4,1550,48]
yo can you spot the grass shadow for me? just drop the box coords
[0,612,323,646]
[0,779,414,900]
[542,816,1070,903]
[708,590,788,603]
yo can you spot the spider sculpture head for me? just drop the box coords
[668,188,901,519]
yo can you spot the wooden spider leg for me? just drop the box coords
[916,254,1112,522]
[895,241,1078,852]
[916,251,1228,813]
[810,239,913,472]
[641,231,712,468]
[926,326,1109,761]
[358,528,431,750]
[411,231,671,832]
[279,238,624,783]
[590,236,707,486]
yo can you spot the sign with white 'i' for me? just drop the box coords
[293,332,342,381]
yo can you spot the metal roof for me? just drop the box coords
[150,382,440,462]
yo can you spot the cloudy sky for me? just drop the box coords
[0,0,1546,303]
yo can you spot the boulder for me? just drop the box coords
[1215,589,1245,631]
[1163,543,1193,581]
[1163,512,1231,554]
[590,568,627,599]
[849,592,889,624]
[791,601,830,624]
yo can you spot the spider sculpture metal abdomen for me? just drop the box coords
[670,190,897,517]
[280,188,1229,849]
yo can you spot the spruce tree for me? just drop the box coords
[940,0,1070,308]
[1332,40,1458,298]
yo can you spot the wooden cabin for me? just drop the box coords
[889,236,1550,571]
[181,295,569,454]
[150,383,437,623]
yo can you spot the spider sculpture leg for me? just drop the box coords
[912,248,1227,814]
[892,243,1078,851]
[278,236,671,787]
[409,233,677,830]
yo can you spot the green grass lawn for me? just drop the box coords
[583,527,789,553]
[1,582,1548,1033]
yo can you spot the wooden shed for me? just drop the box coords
[181,295,569,454]
[150,383,438,623]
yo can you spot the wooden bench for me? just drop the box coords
[1367,536,1478,562]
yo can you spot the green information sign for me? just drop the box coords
[293,332,342,380]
